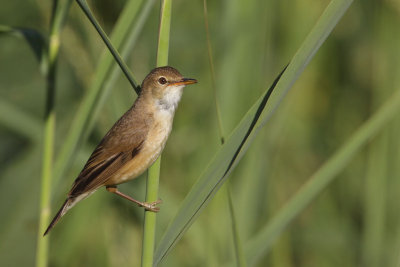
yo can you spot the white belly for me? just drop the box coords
[111,110,174,184]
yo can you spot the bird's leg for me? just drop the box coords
[106,186,162,212]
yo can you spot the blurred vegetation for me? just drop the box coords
[1,0,400,266]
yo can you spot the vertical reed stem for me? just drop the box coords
[36,1,72,266]
[141,1,172,266]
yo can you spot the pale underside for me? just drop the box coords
[106,110,173,185]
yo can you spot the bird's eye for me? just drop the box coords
[158,77,167,85]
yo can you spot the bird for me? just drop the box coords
[43,66,197,236]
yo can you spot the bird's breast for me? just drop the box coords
[141,111,174,164]
[107,111,174,185]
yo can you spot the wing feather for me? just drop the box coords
[68,108,151,197]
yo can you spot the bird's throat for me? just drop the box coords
[156,86,184,112]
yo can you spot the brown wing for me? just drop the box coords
[68,108,151,197]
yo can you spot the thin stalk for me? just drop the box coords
[203,0,225,144]
[362,4,387,266]
[155,0,172,66]
[141,1,172,266]
[75,0,140,94]
[142,158,161,267]
[36,1,72,266]
[203,2,246,265]
[227,186,247,267]
[36,113,55,267]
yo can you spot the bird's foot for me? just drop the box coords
[140,199,162,212]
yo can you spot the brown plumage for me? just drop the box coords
[44,66,197,236]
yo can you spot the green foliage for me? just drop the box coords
[1,0,400,266]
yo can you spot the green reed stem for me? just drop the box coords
[36,1,72,266]
[227,186,247,267]
[141,1,172,266]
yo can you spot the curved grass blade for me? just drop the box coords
[0,25,46,62]
[154,0,353,264]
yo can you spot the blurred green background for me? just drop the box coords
[1,0,400,266]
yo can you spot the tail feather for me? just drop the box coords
[43,190,96,236]
[43,199,71,236]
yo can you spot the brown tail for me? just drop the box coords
[43,199,71,236]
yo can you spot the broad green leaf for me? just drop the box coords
[154,0,353,264]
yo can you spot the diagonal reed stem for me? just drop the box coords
[75,0,140,94]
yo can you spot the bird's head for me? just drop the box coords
[141,66,197,111]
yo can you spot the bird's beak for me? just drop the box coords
[169,78,197,86]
